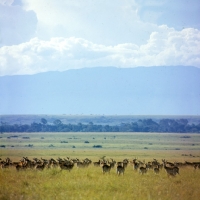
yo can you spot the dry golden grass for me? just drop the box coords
[1,163,200,200]
[1,132,200,199]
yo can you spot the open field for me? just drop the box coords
[0,132,200,159]
[1,163,200,200]
[1,132,200,199]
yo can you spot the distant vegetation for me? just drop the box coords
[0,118,200,133]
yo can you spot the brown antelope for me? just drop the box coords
[16,160,26,171]
[2,157,13,168]
[35,161,49,170]
[139,165,148,175]
[76,161,89,168]
[194,164,200,169]
[116,163,125,176]
[102,163,111,174]
[59,162,74,172]
[162,159,179,177]
[153,165,160,174]
[122,159,129,168]
[108,158,116,168]
[93,160,101,167]
[132,159,140,171]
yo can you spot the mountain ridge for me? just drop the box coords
[0,66,200,115]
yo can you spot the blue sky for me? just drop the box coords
[0,0,200,76]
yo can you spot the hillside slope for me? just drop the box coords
[0,66,200,115]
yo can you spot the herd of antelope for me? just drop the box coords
[1,157,200,177]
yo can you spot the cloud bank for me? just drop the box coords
[0,0,200,76]
[0,26,200,76]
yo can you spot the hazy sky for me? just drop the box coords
[0,0,200,76]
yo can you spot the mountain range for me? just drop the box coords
[0,66,200,115]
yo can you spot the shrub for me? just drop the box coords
[25,144,33,147]
[22,137,30,139]
[180,136,191,138]
[93,145,102,148]
[61,141,68,143]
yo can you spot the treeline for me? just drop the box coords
[1,118,200,133]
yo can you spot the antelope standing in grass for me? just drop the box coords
[93,160,101,167]
[76,161,89,168]
[139,165,148,175]
[162,159,179,177]
[59,161,74,172]
[16,160,27,171]
[102,163,111,174]
[132,158,140,171]
[153,165,160,174]
[116,163,125,176]
[122,159,129,168]
[108,158,116,168]
[1,157,13,169]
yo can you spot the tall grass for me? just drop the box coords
[1,164,200,200]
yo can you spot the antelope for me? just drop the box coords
[162,159,179,177]
[35,161,49,170]
[76,161,89,168]
[132,159,140,171]
[116,163,125,176]
[16,159,27,171]
[2,157,12,168]
[108,159,116,168]
[93,160,101,167]
[153,165,160,174]
[122,159,129,168]
[102,163,111,174]
[59,162,74,172]
[48,158,59,168]
[139,165,148,175]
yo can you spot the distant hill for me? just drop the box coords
[0,66,200,115]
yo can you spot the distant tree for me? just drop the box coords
[41,118,47,125]
[53,119,62,126]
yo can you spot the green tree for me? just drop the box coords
[41,118,47,125]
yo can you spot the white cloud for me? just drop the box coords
[21,0,157,46]
[1,0,199,76]
[0,26,199,76]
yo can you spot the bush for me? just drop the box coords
[93,145,102,148]
[180,136,191,138]
[61,141,68,143]
[22,137,30,139]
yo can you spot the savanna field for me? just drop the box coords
[1,132,200,200]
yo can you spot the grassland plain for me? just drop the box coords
[0,132,200,200]
[1,161,200,200]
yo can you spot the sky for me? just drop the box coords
[0,0,200,76]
